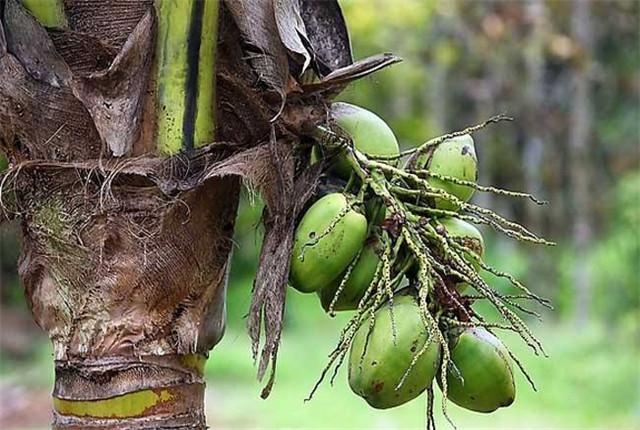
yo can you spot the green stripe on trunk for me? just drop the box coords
[54,389,174,418]
[21,0,67,27]
[155,0,218,155]
[155,0,194,155]
[194,0,218,147]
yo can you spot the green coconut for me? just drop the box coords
[411,134,478,210]
[437,217,484,291]
[319,239,380,312]
[330,102,400,178]
[348,294,441,409]
[440,327,516,413]
[290,193,367,293]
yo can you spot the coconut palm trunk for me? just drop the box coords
[1,0,237,427]
[0,0,397,427]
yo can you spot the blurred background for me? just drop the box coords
[1,0,638,429]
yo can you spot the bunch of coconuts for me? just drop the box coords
[289,103,516,415]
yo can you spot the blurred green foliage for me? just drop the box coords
[588,172,640,326]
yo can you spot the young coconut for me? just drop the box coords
[329,102,400,178]
[409,134,478,211]
[437,217,485,291]
[290,193,367,293]
[318,237,381,312]
[348,293,441,409]
[440,327,516,413]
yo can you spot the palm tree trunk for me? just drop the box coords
[0,0,238,427]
